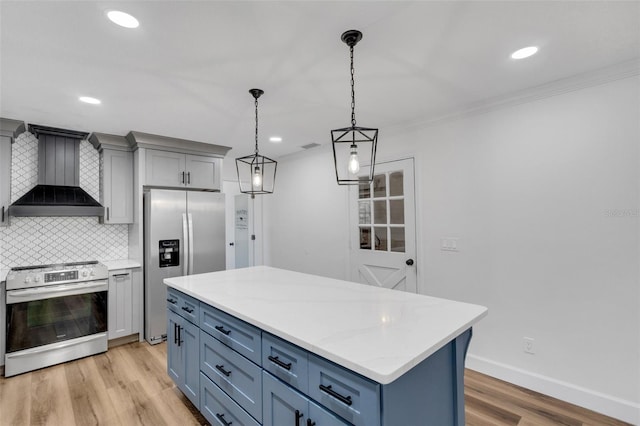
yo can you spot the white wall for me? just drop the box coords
[263,146,350,279]
[264,75,640,423]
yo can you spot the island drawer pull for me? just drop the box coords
[215,413,232,426]
[319,384,352,406]
[166,297,177,304]
[307,419,316,426]
[215,325,231,335]
[295,409,303,426]
[268,355,292,371]
[215,364,232,377]
[181,306,194,314]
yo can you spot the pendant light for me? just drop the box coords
[331,30,378,185]
[236,89,277,197]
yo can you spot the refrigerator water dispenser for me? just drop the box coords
[159,239,179,267]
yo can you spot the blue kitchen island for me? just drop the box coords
[164,266,487,426]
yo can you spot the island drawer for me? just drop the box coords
[200,330,263,423]
[200,303,261,365]
[166,287,181,314]
[166,288,200,324]
[200,372,260,426]
[308,354,380,426]
[262,333,309,394]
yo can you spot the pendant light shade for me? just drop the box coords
[331,30,378,185]
[236,89,277,197]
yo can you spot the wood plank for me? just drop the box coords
[30,364,76,425]
[64,355,119,425]
[0,367,31,424]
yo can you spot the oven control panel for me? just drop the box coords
[6,261,109,291]
[44,270,78,283]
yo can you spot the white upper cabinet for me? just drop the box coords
[89,133,134,224]
[126,131,230,192]
[145,149,221,191]
[0,118,26,227]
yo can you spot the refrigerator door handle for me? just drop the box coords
[187,213,194,275]
[182,213,189,276]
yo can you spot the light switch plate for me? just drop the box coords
[441,238,459,252]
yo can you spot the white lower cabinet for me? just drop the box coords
[108,270,133,339]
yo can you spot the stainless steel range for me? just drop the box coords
[5,261,108,376]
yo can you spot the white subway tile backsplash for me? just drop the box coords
[0,130,129,269]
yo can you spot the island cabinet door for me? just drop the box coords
[181,319,200,409]
[167,310,182,384]
[263,372,348,426]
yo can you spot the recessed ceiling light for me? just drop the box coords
[269,136,283,143]
[107,11,139,28]
[511,46,538,60]
[79,96,101,105]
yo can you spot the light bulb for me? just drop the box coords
[252,166,262,187]
[348,144,360,174]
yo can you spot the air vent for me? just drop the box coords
[301,143,320,150]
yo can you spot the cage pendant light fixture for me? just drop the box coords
[236,89,277,197]
[331,30,378,185]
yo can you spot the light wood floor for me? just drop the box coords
[0,341,630,426]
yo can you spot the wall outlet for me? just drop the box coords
[523,337,535,354]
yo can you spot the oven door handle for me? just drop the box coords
[6,280,108,303]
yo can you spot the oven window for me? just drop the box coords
[6,291,107,353]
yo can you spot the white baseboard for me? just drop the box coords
[466,354,640,425]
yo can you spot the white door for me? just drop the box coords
[350,158,417,292]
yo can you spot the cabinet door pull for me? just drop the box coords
[215,364,231,377]
[181,171,185,184]
[214,325,231,335]
[2,206,5,222]
[319,384,353,406]
[306,419,316,426]
[295,410,304,426]
[113,273,129,278]
[178,326,183,347]
[187,171,191,184]
[268,355,292,371]
[166,297,177,304]
[174,323,178,344]
[181,306,194,314]
[215,413,232,426]
[106,207,110,221]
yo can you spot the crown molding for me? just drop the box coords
[387,59,640,135]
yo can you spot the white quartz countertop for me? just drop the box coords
[102,259,141,270]
[165,266,487,384]
[0,268,8,283]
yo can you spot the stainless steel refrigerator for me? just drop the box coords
[144,189,225,344]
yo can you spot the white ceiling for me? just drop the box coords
[1,1,639,159]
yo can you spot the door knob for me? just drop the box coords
[406,259,414,266]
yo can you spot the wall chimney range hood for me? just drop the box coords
[9,124,104,217]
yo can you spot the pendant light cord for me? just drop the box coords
[350,44,356,127]
[255,97,259,155]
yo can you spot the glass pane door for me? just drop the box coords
[358,171,406,253]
